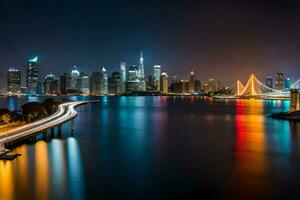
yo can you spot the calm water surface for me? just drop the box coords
[0,96,300,199]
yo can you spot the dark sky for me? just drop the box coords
[1,0,300,91]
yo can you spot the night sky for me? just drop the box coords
[1,0,300,91]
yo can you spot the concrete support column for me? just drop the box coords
[70,119,75,136]
[57,125,62,137]
[51,128,55,137]
[290,89,300,112]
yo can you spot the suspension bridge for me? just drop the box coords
[222,74,300,99]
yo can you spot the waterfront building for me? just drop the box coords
[90,72,101,95]
[7,68,21,95]
[172,76,180,83]
[26,56,39,96]
[147,75,155,91]
[70,66,80,91]
[208,79,218,92]
[108,71,121,95]
[138,52,146,91]
[120,62,126,94]
[194,79,201,93]
[44,73,56,95]
[285,78,291,89]
[127,65,140,92]
[189,70,195,93]
[101,67,108,95]
[153,65,161,91]
[60,73,71,95]
[160,72,169,94]
[266,76,273,89]
[79,72,90,95]
[275,73,284,90]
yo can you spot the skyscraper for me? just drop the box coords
[138,52,146,91]
[160,72,169,94]
[275,73,284,90]
[79,72,90,95]
[70,66,80,91]
[44,73,56,95]
[266,76,273,89]
[208,79,218,92]
[285,78,291,89]
[189,70,195,93]
[108,71,121,95]
[7,68,21,95]
[26,56,39,96]
[153,65,161,91]
[60,73,71,95]
[127,65,140,92]
[120,62,126,94]
[90,72,101,96]
[101,67,108,95]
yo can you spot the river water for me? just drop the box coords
[0,96,299,199]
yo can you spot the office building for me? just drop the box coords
[70,66,80,91]
[120,62,126,94]
[79,72,90,95]
[101,67,108,95]
[60,73,71,95]
[90,72,101,95]
[153,65,161,91]
[275,73,284,90]
[26,56,39,96]
[285,78,291,89]
[44,73,56,95]
[189,70,195,93]
[266,76,273,89]
[7,68,21,95]
[108,71,121,95]
[160,72,169,94]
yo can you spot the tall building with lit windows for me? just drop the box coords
[275,73,284,90]
[101,67,108,95]
[189,70,195,93]
[26,56,39,96]
[266,76,273,89]
[7,68,21,95]
[153,65,161,91]
[160,72,169,94]
[138,52,146,91]
[70,66,80,91]
[120,62,126,93]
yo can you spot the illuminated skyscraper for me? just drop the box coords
[108,71,121,95]
[44,73,56,95]
[101,67,108,95]
[275,73,284,90]
[189,70,195,93]
[79,72,90,95]
[153,65,161,91]
[138,52,146,91]
[285,78,291,89]
[90,72,101,96]
[70,66,80,91]
[208,79,218,92]
[26,56,39,96]
[127,65,140,92]
[120,62,126,93]
[60,73,71,95]
[266,76,273,89]
[7,68,21,95]
[160,72,169,94]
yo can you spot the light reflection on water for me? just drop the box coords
[0,97,299,199]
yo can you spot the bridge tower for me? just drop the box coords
[290,89,300,112]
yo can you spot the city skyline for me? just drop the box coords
[1,1,300,90]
